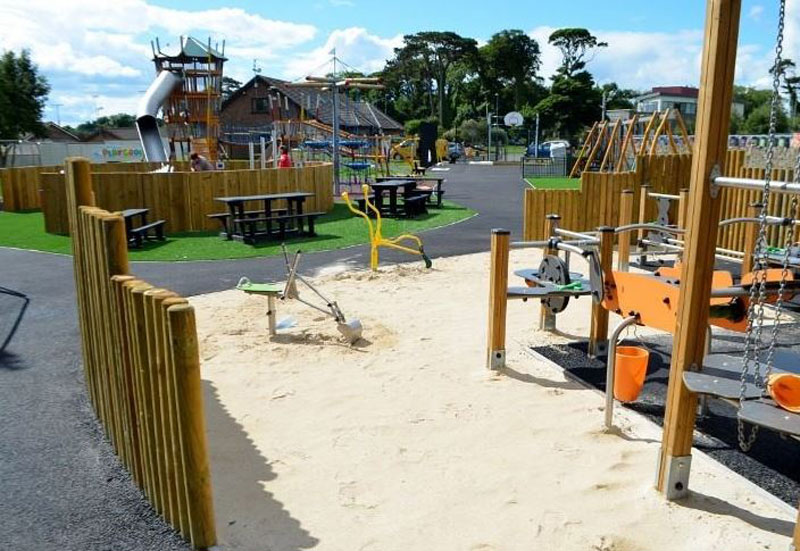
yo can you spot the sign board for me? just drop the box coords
[504,111,524,127]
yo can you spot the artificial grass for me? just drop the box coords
[524,177,581,190]
[0,201,475,262]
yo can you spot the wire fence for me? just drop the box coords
[521,156,573,178]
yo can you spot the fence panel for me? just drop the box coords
[64,158,215,549]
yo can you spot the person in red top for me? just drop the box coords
[278,145,293,168]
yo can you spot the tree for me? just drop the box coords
[221,76,242,102]
[74,113,136,137]
[480,30,541,109]
[741,101,789,134]
[391,32,478,126]
[0,49,50,166]
[548,28,607,78]
[597,82,640,110]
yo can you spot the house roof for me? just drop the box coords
[83,126,142,142]
[23,122,81,142]
[223,75,403,132]
[634,86,700,103]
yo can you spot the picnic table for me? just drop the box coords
[213,192,322,244]
[122,208,165,248]
[368,179,428,218]
[375,175,445,208]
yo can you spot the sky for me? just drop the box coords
[0,0,796,126]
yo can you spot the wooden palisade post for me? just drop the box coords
[539,214,560,331]
[589,227,615,357]
[487,229,510,369]
[618,190,634,271]
[637,184,651,265]
[168,303,217,549]
[656,0,741,501]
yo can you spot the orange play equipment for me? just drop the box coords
[613,346,649,402]
[767,373,800,413]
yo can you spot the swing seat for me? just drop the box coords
[682,356,762,400]
[739,399,800,437]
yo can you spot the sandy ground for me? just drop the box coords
[191,249,797,551]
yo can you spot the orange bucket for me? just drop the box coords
[767,373,800,413]
[614,346,650,402]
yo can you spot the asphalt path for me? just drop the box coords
[0,163,526,550]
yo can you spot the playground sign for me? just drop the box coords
[504,111,524,127]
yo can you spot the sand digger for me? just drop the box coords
[237,244,363,344]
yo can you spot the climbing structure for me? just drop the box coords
[151,36,226,161]
[570,109,693,178]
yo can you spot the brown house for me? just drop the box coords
[220,75,403,144]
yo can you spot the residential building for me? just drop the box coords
[633,86,745,126]
[220,75,403,140]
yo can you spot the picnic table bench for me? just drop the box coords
[214,192,319,244]
[368,179,428,218]
[122,208,166,249]
[375,175,445,208]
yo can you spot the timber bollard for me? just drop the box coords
[487,229,510,370]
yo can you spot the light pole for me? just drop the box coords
[601,89,617,121]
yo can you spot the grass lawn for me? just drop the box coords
[0,201,475,262]
[524,177,581,190]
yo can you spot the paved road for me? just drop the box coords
[0,164,525,550]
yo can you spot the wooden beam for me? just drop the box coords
[664,111,680,155]
[487,229,510,369]
[570,122,598,179]
[600,119,621,172]
[677,188,690,230]
[674,109,693,154]
[615,115,639,172]
[741,201,761,274]
[589,227,615,357]
[583,122,608,174]
[649,109,671,157]
[656,0,741,500]
[640,110,660,155]
[618,190,634,270]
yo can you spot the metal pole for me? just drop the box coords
[486,105,491,162]
[535,113,540,157]
[260,136,266,170]
[713,175,800,195]
[605,316,639,429]
[332,84,340,193]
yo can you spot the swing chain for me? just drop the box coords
[738,0,786,452]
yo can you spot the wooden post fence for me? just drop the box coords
[63,157,216,549]
[588,227,614,357]
[618,190,634,271]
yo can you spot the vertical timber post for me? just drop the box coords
[742,201,761,274]
[589,227,615,357]
[677,188,690,230]
[539,214,560,331]
[637,184,651,265]
[487,229,510,370]
[656,0,741,501]
[618,190,634,271]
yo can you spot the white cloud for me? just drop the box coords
[528,25,774,91]
[280,27,402,81]
[748,4,765,21]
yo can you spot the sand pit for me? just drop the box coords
[192,250,796,550]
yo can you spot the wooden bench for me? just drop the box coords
[234,211,325,242]
[129,220,166,248]
[208,209,287,238]
[402,195,428,217]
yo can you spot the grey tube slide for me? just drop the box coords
[136,71,182,162]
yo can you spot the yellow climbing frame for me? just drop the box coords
[342,184,432,271]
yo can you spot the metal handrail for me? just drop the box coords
[616,223,685,236]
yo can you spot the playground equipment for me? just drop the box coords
[236,244,363,344]
[570,109,692,178]
[0,286,29,353]
[491,4,800,539]
[342,185,432,271]
[137,37,226,163]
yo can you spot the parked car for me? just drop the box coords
[526,139,571,158]
[447,142,465,162]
